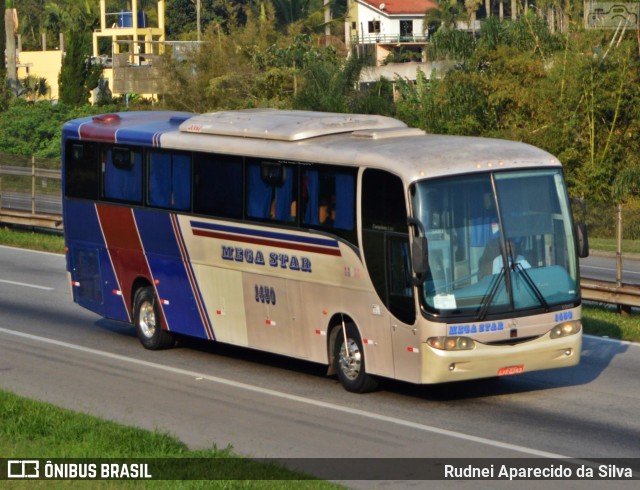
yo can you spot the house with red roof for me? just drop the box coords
[347,0,438,64]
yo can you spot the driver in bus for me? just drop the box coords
[493,239,531,273]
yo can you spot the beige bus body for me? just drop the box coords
[159,109,582,386]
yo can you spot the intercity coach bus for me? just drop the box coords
[62,109,588,392]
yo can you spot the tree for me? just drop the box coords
[165,0,247,38]
[293,46,364,112]
[58,28,100,106]
[422,0,466,34]
[15,1,99,51]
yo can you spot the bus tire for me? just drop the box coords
[334,322,379,393]
[133,286,174,350]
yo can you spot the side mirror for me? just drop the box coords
[407,217,428,286]
[571,198,589,258]
[576,222,589,258]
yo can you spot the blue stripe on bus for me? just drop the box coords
[190,221,340,248]
[64,200,129,322]
[134,209,213,339]
[115,122,178,147]
[62,111,192,146]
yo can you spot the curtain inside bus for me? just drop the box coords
[148,152,191,210]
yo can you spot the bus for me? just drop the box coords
[62,109,588,393]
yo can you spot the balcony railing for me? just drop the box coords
[352,34,428,44]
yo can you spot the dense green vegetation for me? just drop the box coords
[3,2,639,210]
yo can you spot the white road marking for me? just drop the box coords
[0,279,53,290]
[0,326,574,460]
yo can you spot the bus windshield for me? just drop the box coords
[412,169,579,318]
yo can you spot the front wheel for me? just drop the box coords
[133,286,175,350]
[334,322,379,393]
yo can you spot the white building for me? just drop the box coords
[348,0,438,45]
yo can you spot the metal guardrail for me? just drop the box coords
[0,165,60,179]
[580,279,640,309]
[0,164,62,229]
[0,209,62,230]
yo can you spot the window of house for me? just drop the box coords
[368,20,380,34]
[400,20,413,38]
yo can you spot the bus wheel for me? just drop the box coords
[133,287,174,350]
[334,323,379,393]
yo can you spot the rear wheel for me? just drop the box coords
[133,286,174,350]
[334,322,379,393]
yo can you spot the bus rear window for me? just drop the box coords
[65,142,100,200]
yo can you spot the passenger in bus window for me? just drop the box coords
[319,196,335,226]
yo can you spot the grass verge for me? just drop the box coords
[582,304,640,342]
[0,390,337,488]
[0,226,65,254]
[588,237,640,255]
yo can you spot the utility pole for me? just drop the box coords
[4,0,18,96]
[191,0,201,41]
[324,0,330,47]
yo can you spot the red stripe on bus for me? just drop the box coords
[78,122,119,142]
[96,204,149,321]
[192,229,342,257]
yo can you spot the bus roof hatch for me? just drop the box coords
[179,109,408,141]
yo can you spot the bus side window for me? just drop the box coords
[65,142,100,200]
[103,147,142,204]
[148,151,192,211]
[193,153,243,219]
[246,160,297,223]
[302,167,356,231]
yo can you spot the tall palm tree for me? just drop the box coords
[423,0,467,34]
[271,0,311,25]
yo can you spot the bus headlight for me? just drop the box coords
[549,320,582,339]
[427,336,475,351]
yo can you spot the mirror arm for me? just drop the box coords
[407,217,428,286]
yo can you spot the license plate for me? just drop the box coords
[497,365,524,376]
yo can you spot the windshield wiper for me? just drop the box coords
[477,270,504,321]
[514,262,549,311]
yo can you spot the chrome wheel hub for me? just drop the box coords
[138,301,156,338]
[339,338,362,380]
